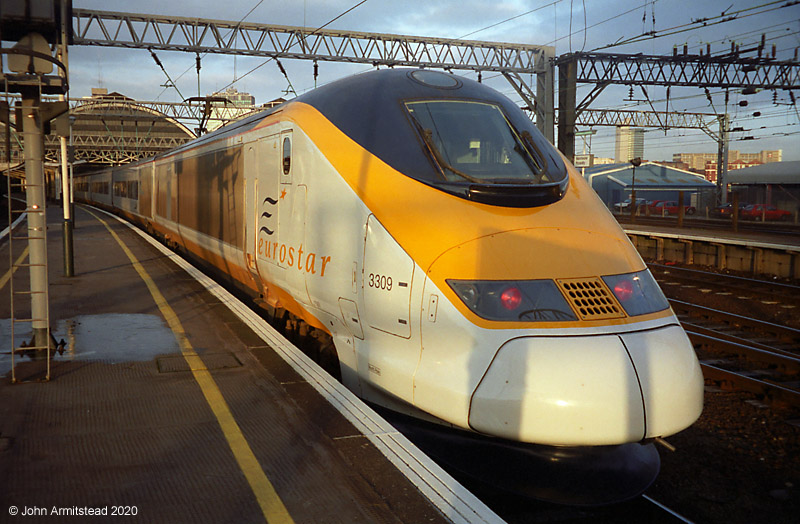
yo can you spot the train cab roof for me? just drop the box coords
[297,68,568,207]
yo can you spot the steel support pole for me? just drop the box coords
[716,114,730,205]
[60,0,74,276]
[21,93,50,349]
[557,58,577,163]
[536,50,555,144]
[59,109,73,276]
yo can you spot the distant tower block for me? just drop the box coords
[615,126,644,163]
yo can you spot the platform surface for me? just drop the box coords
[619,219,800,249]
[0,204,489,524]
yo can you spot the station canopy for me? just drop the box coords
[725,160,800,186]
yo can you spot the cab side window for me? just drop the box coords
[282,137,291,175]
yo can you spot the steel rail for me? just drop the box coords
[670,299,800,346]
[700,362,800,407]
[653,264,800,304]
[670,300,800,406]
[686,329,800,373]
[684,321,799,360]
[641,495,696,524]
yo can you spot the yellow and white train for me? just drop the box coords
[76,69,704,504]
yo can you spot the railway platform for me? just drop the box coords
[621,220,800,249]
[614,219,800,280]
[0,204,498,524]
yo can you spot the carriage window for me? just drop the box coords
[282,137,291,175]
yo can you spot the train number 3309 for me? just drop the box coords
[368,273,393,291]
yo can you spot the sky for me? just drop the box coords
[56,1,800,161]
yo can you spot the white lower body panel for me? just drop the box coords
[469,324,704,446]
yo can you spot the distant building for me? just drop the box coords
[583,161,716,211]
[653,160,691,172]
[729,159,762,170]
[703,159,763,182]
[743,150,782,164]
[673,152,717,172]
[212,87,255,106]
[673,150,782,172]
[614,126,644,163]
[205,87,257,132]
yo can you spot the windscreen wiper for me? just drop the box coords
[420,129,484,183]
[408,115,483,183]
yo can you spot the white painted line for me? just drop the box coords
[100,208,505,524]
[0,213,27,241]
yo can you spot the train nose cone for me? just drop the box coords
[468,325,703,446]
[621,325,704,439]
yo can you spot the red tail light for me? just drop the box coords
[448,280,577,322]
[500,287,523,310]
[603,270,670,317]
[613,280,634,302]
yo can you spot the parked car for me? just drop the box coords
[649,200,696,216]
[710,202,748,218]
[740,204,792,221]
[613,198,647,213]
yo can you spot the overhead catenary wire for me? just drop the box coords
[459,1,563,40]
[154,0,266,101]
[589,0,799,52]
[215,0,371,96]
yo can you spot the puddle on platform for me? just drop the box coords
[1,314,179,376]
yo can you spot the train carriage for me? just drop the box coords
[76,68,704,505]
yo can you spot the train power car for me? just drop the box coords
[75,68,704,505]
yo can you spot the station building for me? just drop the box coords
[726,160,800,213]
[582,161,716,210]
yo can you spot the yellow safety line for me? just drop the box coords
[0,246,30,291]
[86,209,294,524]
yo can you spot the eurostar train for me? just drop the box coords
[76,68,704,505]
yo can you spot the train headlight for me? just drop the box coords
[447,280,577,322]
[602,270,670,317]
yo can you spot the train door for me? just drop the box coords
[244,142,262,281]
[358,214,416,398]
[277,130,311,304]
[253,134,280,270]
[363,214,414,338]
[276,131,293,271]
[253,130,310,304]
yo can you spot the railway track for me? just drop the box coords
[650,263,800,306]
[462,481,695,523]
[669,299,800,408]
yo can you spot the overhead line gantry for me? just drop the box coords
[557,50,800,202]
[71,8,556,141]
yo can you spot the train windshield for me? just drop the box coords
[406,100,556,185]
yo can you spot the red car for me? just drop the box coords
[740,204,792,221]
[649,200,696,216]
